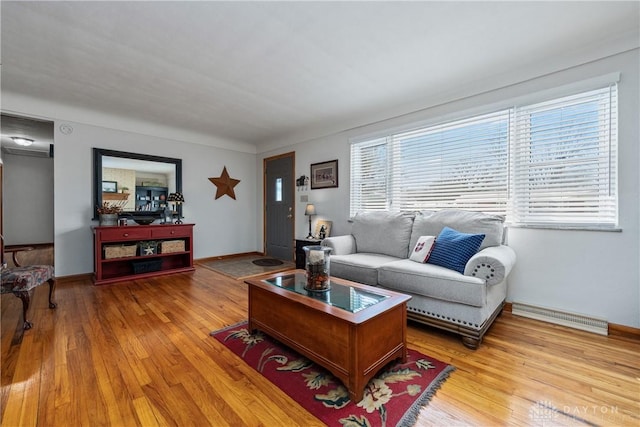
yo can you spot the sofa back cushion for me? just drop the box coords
[352,211,415,258]
[410,209,505,251]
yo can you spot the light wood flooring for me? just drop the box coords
[1,266,638,426]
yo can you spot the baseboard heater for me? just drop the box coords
[511,302,608,336]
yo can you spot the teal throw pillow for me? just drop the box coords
[427,227,485,274]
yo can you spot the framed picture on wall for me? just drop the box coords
[310,159,338,189]
[102,181,118,193]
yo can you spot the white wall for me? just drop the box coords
[48,121,258,276]
[3,153,54,245]
[258,49,640,328]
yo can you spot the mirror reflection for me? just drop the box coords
[93,148,182,219]
[102,156,177,212]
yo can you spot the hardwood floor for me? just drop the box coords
[1,266,638,426]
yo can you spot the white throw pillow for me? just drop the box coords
[409,235,435,263]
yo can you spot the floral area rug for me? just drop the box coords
[210,322,454,427]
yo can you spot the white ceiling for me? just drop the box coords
[1,1,638,152]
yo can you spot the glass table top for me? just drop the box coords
[261,273,389,313]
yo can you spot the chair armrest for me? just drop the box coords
[464,245,516,286]
[321,235,356,255]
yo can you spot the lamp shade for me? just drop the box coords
[304,204,316,216]
[166,193,177,202]
[173,192,185,204]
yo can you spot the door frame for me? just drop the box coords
[262,151,295,256]
[1,162,4,265]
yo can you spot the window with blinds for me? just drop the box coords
[510,85,618,228]
[350,83,618,229]
[350,137,389,212]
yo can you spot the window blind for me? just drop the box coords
[350,137,389,214]
[351,111,510,217]
[350,83,618,229]
[388,110,510,214]
[510,85,618,228]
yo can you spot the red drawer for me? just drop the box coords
[98,227,151,242]
[151,226,192,239]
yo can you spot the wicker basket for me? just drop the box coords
[160,240,185,254]
[104,244,137,259]
[131,259,162,274]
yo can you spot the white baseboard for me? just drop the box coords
[512,302,608,336]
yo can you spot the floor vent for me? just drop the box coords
[512,302,608,336]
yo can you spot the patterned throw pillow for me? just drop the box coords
[427,227,485,274]
[409,235,436,263]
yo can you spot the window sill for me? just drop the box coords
[507,224,622,232]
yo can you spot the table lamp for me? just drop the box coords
[304,203,316,239]
[167,192,185,224]
[173,192,185,224]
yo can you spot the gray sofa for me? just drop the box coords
[321,210,516,349]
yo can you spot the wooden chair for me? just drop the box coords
[1,242,56,330]
[5,245,35,267]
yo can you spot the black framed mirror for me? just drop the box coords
[93,148,182,220]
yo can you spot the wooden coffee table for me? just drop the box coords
[245,270,411,402]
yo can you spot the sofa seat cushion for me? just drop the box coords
[330,253,401,286]
[378,259,487,307]
[352,211,415,258]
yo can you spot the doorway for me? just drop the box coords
[263,152,295,261]
[0,114,55,266]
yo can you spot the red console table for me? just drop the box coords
[92,223,194,285]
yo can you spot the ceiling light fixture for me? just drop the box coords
[11,137,34,147]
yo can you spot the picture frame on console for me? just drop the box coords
[310,159,338,189]
[314,220,332,239]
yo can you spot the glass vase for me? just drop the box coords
[303,245,332,292]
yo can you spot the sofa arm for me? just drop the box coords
[321,235,356,255]
[464,245,516,286]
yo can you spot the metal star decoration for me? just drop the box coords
[209,166,241,200]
